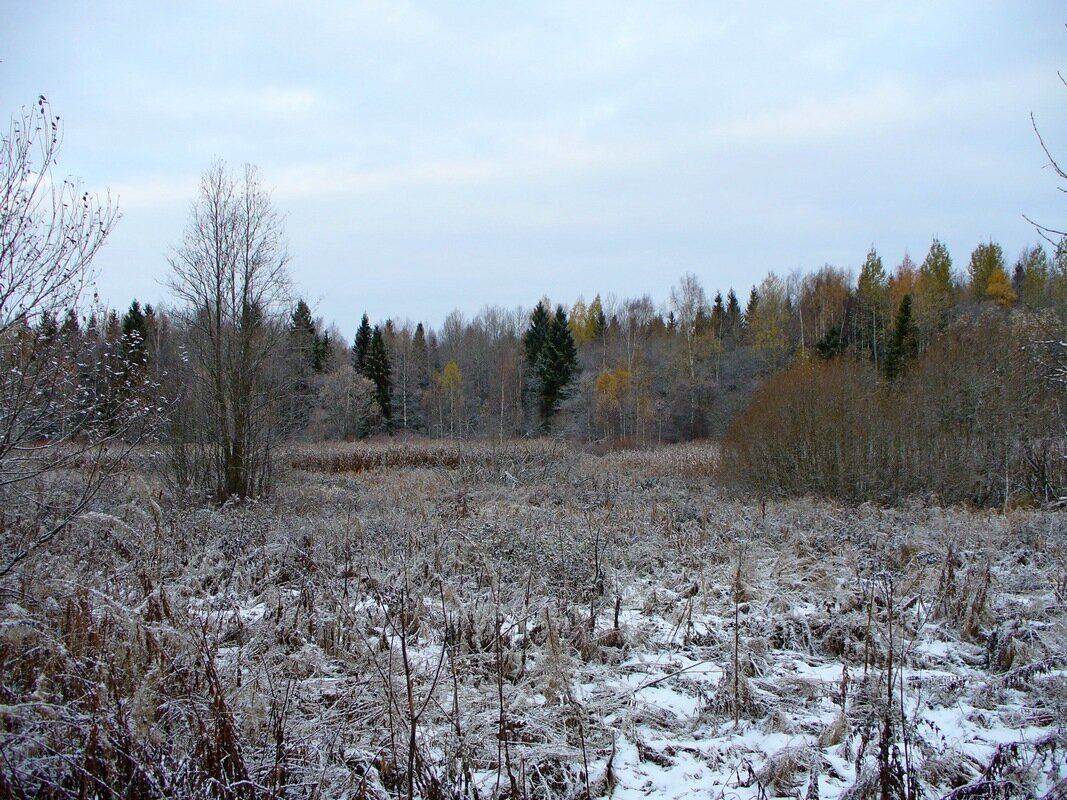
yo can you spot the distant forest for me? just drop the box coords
[4,101,1066,509]
[63,238,1060,436]
[47,231,1067,507]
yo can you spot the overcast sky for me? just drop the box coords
[3,2,1066,335]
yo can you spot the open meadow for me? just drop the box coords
[2,439,1065,799]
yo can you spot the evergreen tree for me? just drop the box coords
[286,299,319,431]
[290,299,328,372]
[540,305,578,423]
[120,299,148,369]
[37,310,59,343]
[290,299,315,338]
[815,324,844,360]
[365,325,393,427]
[710,291,725,339]
[523,301,578,427]
[60,308,81,341]
[411,322,431,431]
[884,294,918,381]
[724,289,742,343]
[523,301,551,371]
[743,287,759,338]
[590,295,608,341]
[352,312,372,376]
[313,330,331,372]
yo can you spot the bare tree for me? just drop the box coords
[0,98,156,578]
[168,162,291,501]
[1025,70,1067,243]
[670,273,707,383]
[0,98,114,335]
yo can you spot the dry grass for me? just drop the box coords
[1,439,1064,798]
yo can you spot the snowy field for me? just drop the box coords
[2,440,1065,798]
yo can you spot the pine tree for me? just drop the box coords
[352,313,372,376]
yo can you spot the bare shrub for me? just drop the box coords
[721,312,1067,507]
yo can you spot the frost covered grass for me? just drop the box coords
[1,440,1065,798]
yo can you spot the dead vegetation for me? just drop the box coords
[1,440,1065,798]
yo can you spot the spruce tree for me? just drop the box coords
[352,313,372,376]
[287,299,320,431]
[541,305,579,424]
[590,296,607,341]
[725,289,742,343]
[60,308,81,341]
[120,300,148,368]
[313,330,331,372]
[522,301,579,428]
[290,299,319,368]
[365,325,393,427]
[884,294,918,381]
[523,301,551,371]
[743,287,759,338]
[411,322,430,431]
[815,324,844,360]
[290,299,315,337]
[38,310,59,343]
[711,291,725,338]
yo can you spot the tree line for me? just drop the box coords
[4,98,1066,508]
[34,220,1065,506]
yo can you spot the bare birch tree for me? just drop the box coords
[0,98,158,578]
[168,162,291,501]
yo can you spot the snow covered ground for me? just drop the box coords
[2,441,1065,798]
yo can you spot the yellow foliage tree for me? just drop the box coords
[569,298,591,344]
[595,367,631,440]
[434,360,463,438]
[985,268,1018,306]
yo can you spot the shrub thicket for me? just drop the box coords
[721,311,1067,506]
